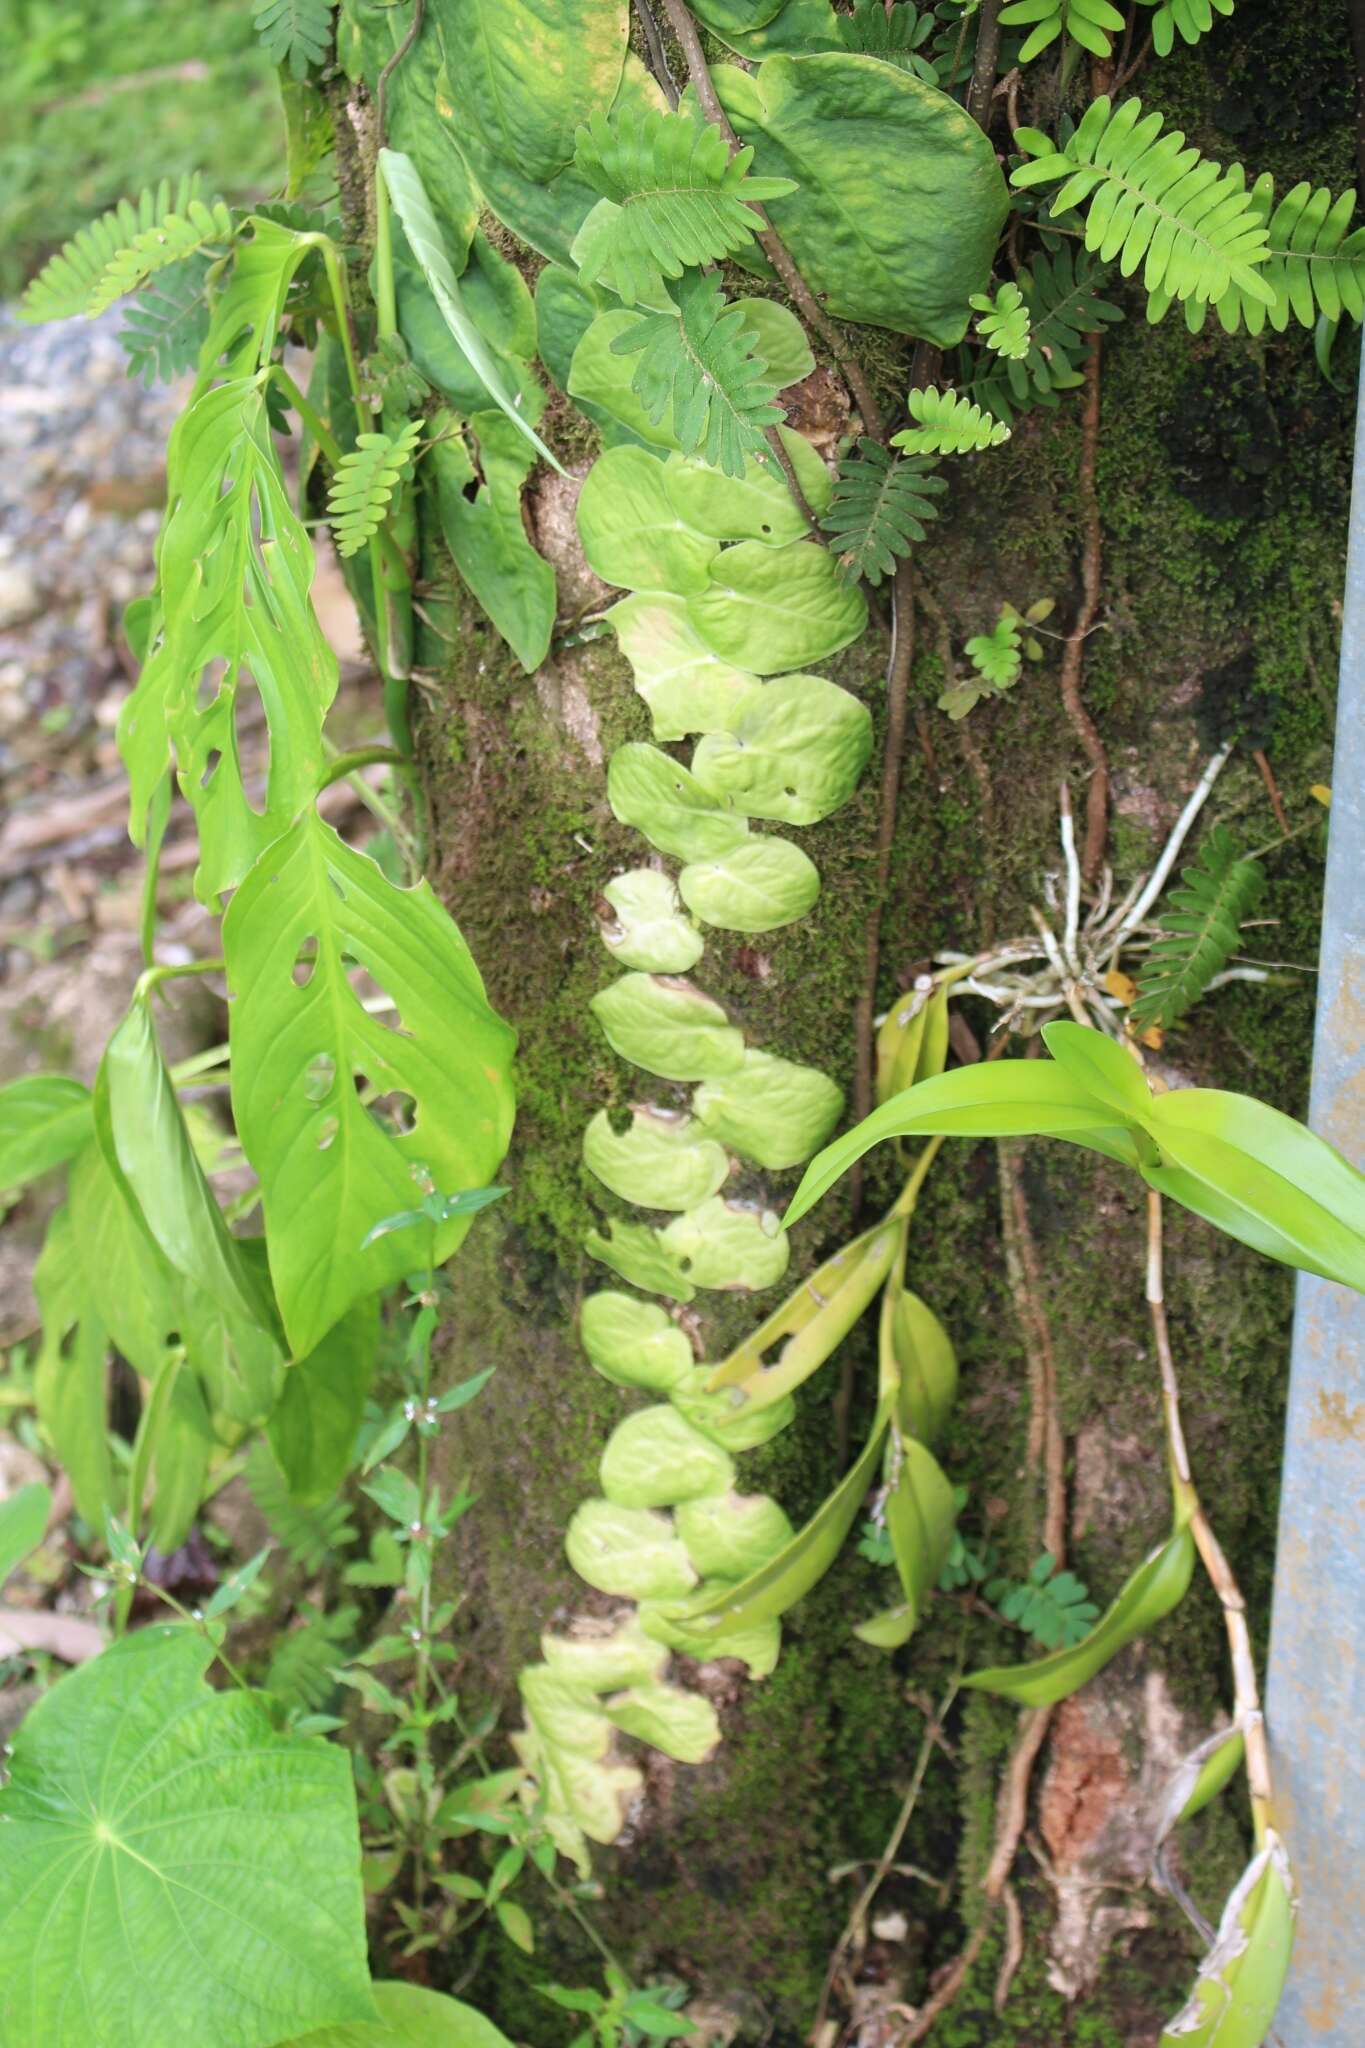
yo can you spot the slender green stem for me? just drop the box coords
[374,173,398,341]
[151,1585,251,1693]
[134,957,225,1001]
[273,367,345,469]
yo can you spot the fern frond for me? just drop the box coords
[611,271,786,478]
[118,254,213,386]
[1000,0,1126,64]
[821,439,947,586]
[955,248,1123,423]
[253,0,335,79]
[966,612,1023,690]
[1136,0,1234,57]
[836,0,939,81]
[971,282,1032,359]
[88,197,234,316]
[266,1601,358,1710]
[893,387,1010,456]
[1186,176,1365,335]
[245,1441,357,1571]
[19,176,222,324]
[1130,825,1264,1028]
[1012,96,1275,312]
[573,105,794,307]
[326,420,423,559]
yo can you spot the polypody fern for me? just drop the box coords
[1131,824,1264,1029]
[971,282,1032,360]
[253,0,335,79]
[1137,0,1234,57]
[893,387,1010,456]
[327,420,423,559]
[822,440,947,586]
[20,177,228,324]
[1000,0,1126,63]
[612,272,785,478]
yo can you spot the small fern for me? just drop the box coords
[20,176,228,325]
[963,247,1124,421]
[573,105,794,306]
[836,0,940,82]
[266,1601,359,1710]
[253,0,335,79]
[821,439,947,586]
[1137,0,1234,57]
[966,611,1024,689]
[1000,0,1126,63]
[118,254,213,385]
[988,1554,1101,1649]
[1012,96,1275,314]
[611,271,785,478]
[246,1441,357,1572]
[971,281,1032,360]
[1184,177,1365,334]
[327,420,423,559]
[893,387,1010,456]
[1130,824,1265,1029]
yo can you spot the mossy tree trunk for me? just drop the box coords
[414,3,1353,2039]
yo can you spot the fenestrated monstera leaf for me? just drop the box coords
[118,375,338,905]
[223,808,516,1356]
[713,53,1008,342]
[0,1625,371,2048]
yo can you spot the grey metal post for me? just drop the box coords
[1265,339,1365,2043]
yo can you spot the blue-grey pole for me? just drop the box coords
[1265,339,1365,2044]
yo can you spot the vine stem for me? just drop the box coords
[633,0,680,106]
[655,0,885,438]
[1059,343,1110,883]
[965,0,1005,128]
[1144,1188,1274,1845]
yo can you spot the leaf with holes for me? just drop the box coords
[327,421,423,559]
[0,1625,371,2047]
[223,807,516,1356]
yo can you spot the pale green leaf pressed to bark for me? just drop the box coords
[224,808,516,1357]
[0,1627,371,2048]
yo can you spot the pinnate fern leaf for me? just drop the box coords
[1137,0,1234,57]
[821,439,947,586]
[1012,96,1275,312]
[1130,824,1264,1029]
[253,0,335,78]
[611,271,786,478]
[20,176,226,324]
[971,282,1032,359]
[118,254,213,386]
[1001,0,1125,63]
[836,0,940,82]
[245,1441,357,1570]
[958,248,1123,423]
[1188,176,1365,334]
[893,387,1010,456]
[326,420,423,559]
[573,105,794,307]
[266,1601,359,1709]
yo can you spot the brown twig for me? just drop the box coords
[375,0,425,141]
[965,0,1005,130]
[1060,343,1110,883]
[892,1925,989,2044]
[764,426,822,534]
[656,0,885,436]
[997,1141,1067,1561]
[633,0,681,106]
[993,1882,1025,2013]
[1252,747,1290,835]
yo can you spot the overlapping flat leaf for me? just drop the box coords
[607,596,761,739]
[679,835,822,932]
[691,673,872,824]
[687,538,868,673]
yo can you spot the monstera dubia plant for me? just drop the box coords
[1,0,1361,2043]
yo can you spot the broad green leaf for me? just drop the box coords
[884,1282,958,1446]
[678,834,822,932]
[876,980,949,1103]
[542,1615,670,1690]
[117,376,338,902]
[661,1197,790,1291]
[1142,1088,1365,1295]
[785,1063,1139,1227]
[675,1490,794,1578]
[884,1435,957,1627]
[585,1218,696,1301]
[566,1497,698,1601]
[662,429,831,544]
[380,149,565,474]
[694,0,841,56]
[579,1291,695,1391]
[289,1980,517,2046]
[32,1203,113,1525]
[431,412,556,672]
[639,1592,782,1677]
[668,1364,797,1449]
[0,1075,91,1189]
[511,1715,641,1859]
[1041,1020,1154,1119]
[854,1603,917,1648]
[591,972,744,1082]
[144,1354,217,1552]
[706,1214,898,1406]
[429,0,629,186]
[0,1626,370,2047]
[712,53,1007,342]
[176,1248,283,1435]
[394,243,545,428]
[661,1399,891,1635]
[569,309,682,447]
[1158,1836,1295,2048]
[687,538,868,674]
[964,1524,1196,1704]
[691,673,872,825]
[608,742,750,859]
[599,869,704,974]
[607,595,761,739]
[603,1681,720,1763]
[693,1048,843,1170]
[693,0,789,28]
[600,1405,735,1508]
[576,446,719,594]
[353,3,480,267]
[268,1295,381,1501]
[97,993,276,1339]
[0,1482,51,1588]
[582,1107,730,1211]
[520,1667,614,1755]
[67,1139,178,1376]
[733,297,816,386]
[223,808,515,1357]
[535,264,606,394]
[1153,1724,1247,1847]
